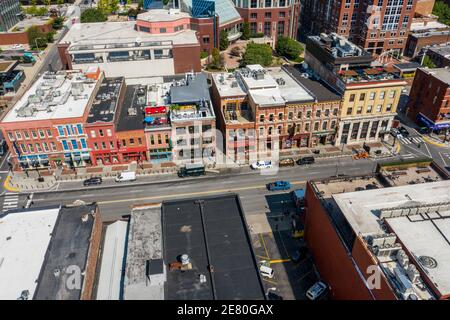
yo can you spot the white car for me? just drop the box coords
[11,44,22,49]
[251,160,272,170]
[390,128,403,139]
[306,281,328,300]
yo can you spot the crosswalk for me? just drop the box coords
[398,136,425,145]
[2,193,19,212]
[442,152,450,162]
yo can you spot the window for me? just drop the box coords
[324,109,330,117]
[203,36,210,44]
[151,135,155,145]
[21,144,26,153]
[251,0,257,8]
[367,105,373,113]
[297,111,302,119]
[130,138,135,145]
[165,134,169,144]
[122,139,126,147]
[101,142,106,149]
[357,106,363,114]
[15,131,22,140]
[316,110,321,117]
[333,108,338,116]
[264,22,271,36]
[38,130,45,138]
[269,114,274,122]
[279,113,283,120]
[322,122,328,130]
[58,126,65,136]
[314,122,320,131]
[369,92,376,100]
[250,13,257,19]
[306,110,311,118]
[331,121,336,129]
[90,130,96,138]
[260,114,265,122]
[94,143,99,150]
[51,142,57,151]
[379,91,385,99]
[349,94,355,102]
[376,105,382,112]
[71,139,78,150]
[259,127,264,135]
[46,129,52,137]
[359,93,366,101]
[277,21,285,35]
[304,123,310,132]
[110,141,114,149]
[35,143,42,152]
[77,124,83,134]
[268,127,273,135]
[99,129,104,137]
[28,144,34,153]
[265,12,271,19]
[279,12,285,18]
[107,129,112,137]
[265,0,271,7]
[202,124,212,132]
[347,107,353,115]
[389,90,395,99]
[160,28,166,33]
[62,140,69,150]
[288,112,293,120]
[81,139,87,149]
[278,126,282,134]
[386,104,392,112]
[31,131,37,139]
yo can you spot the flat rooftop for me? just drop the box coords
[163,195,265,300]
[333,181,450,299]
[2,70,99,123]
[0,60,18,74]
[9,16,50,32]
[410,20,449,32]
[419,67,450,84]
[266,67,315,103]
[116,84,146,132]
[137,9,191,22]
[428,45,450,58]
[87,77,124,124]
[380,164,444,187]
[211,72,247,98]
[282,64,342,102]
[62,21,199,49]
[0,204,98,300]
[238,65,279,90]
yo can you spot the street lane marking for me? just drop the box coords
[98,180,307,205]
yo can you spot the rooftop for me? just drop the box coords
[181,0,241,26]
[87,77,124,124]
[428,45,450,58]
[116,84,146,132]
[392,62,421,72]
[0,60,18,74]
[169,73,215,121]
[333,181,450,299]
[308,33,372,60]
[62,21,199,50]
[410,20,450,33]
[0,203,98,300]
[266,67,315,103]
[137,8,191,22]
[420,67,450,84]
[163,195,265,300]
[282,64,342,102]
[9,16,50,32]
[1,70,100,123]
[211,72,247,98]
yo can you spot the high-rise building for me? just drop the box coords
[233,0,301,41]
[0,0,21,32]
[300,0,418,56]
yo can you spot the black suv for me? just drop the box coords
[297,156,315,165]
[83,177,102,186]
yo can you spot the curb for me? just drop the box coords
[422,136,447,148]
[3,175,21,193]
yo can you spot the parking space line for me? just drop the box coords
[262,278,277,285]
[256,254,270,260]
[259,234,270,261]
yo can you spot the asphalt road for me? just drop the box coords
[26,157,377,221]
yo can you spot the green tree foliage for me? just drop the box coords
[422,55,437,68]
[163,0,170,5]
[57,0,64,6]
[109,0,119,14]
[433,1,450,25]
[46,30,55,43]
[275,36,304,60]
[241,22,250,40]
[52,16,64,29]
[27,26,48,50]
[210,48,222,69]
[43,0,52,6]
[241,43,273,66]
[220,30,229,51]
[81,8,107,23]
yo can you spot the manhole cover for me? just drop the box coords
[418,256,437,269]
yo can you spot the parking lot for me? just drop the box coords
[246,191,320,300]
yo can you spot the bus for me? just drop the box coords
[177,163,205,178]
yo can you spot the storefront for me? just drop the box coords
[417,113,450,134]
[149,148,172,163]
[311,130,335,147]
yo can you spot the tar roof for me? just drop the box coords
[392,62,421,71]
[283,65,342,102]
[162,194,265,300]
[170,73,211,104]
[33,204,98,300]
[116,84,146,132]
[0,60,17,74]
[421,67,450,84]
[87,77,124,124]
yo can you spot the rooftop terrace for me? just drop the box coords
[87,77,124,124]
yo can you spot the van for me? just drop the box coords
[178,163,205,178]
[259,265,274,279]
[115,171,136,182]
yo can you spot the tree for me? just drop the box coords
[109,0,120,14]
[30,0,37,6]
[46,31,56,43]
[44,0,52,6]
[52,16,64,29]
[81,8,107,23]
[422,55,437,68]
[219,30,229,51]
[210,48,222,69]
[97,0,111,14]
[57,0,64,6]
[138,0,144,10]
[276,36,304,60]
[433,1,450,25]
[241,43,273,67]
[27,26,48,50]
[241,22,250,40]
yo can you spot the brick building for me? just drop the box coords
[406,67,450,133]
[300,0,418,56]
[234,0,300,41]
[0,69,102,172]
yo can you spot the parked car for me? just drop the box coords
[251,160,272,170]
[297,156,315,165]
[83,177,102,186]
[259,265,274,279]
[306,281,328,300]
[398,126,409,136]
[267,181,291,191]
[279,158,295,167]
